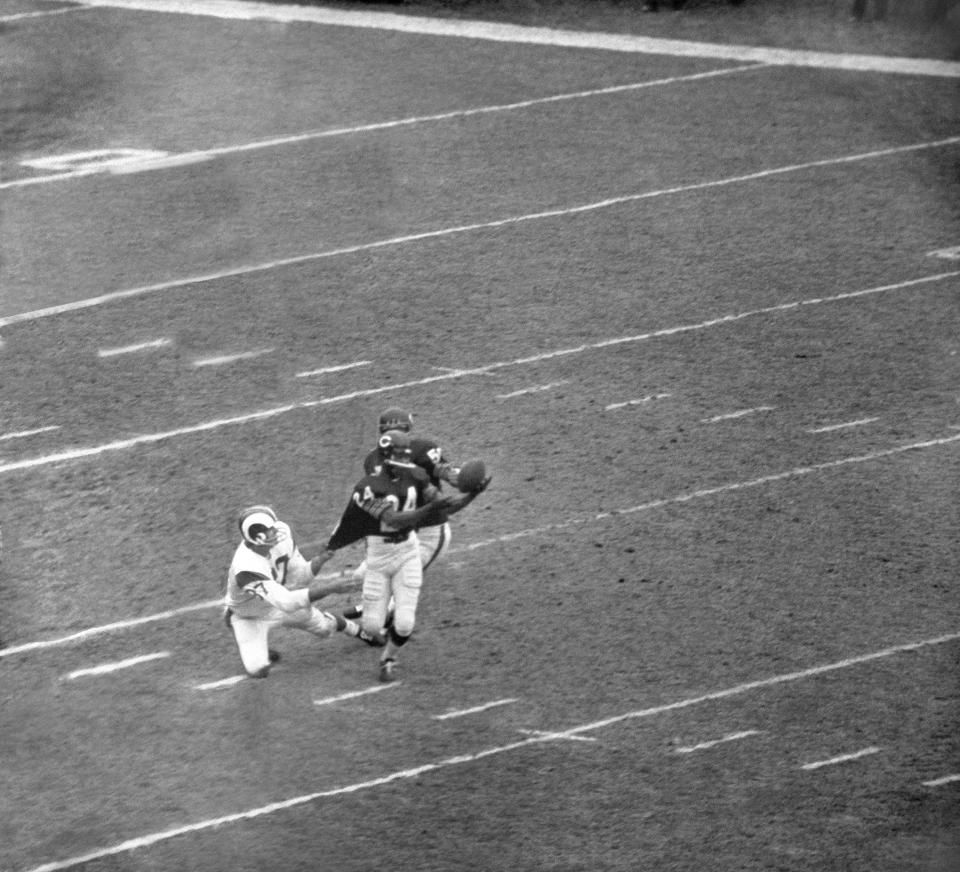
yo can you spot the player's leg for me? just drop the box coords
[360,563,392,639]
[227,613,275,678]
[378,551,423,682]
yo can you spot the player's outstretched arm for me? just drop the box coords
[306,574,361,602]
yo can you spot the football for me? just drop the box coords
[456,459,487,493]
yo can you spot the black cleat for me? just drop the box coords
[358,629,387,648]
[379,658,397,683]
[268,649,281,663]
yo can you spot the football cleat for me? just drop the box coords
[379,657,397,682]
[268,649,281,663]
[358,629,387,648]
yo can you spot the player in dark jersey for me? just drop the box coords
[312,430,476,682]
[361,410,459,571]
[342,408,489,629]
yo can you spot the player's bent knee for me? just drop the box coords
[389,623,413,645]
[361,614,385,637]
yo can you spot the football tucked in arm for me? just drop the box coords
[456,459,488,493]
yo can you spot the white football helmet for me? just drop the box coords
[239,505,282,548]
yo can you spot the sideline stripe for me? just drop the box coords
[2,138,958,326]
[3,65,760,191]
[3,431,958,660]
[76,0,960,78]
[801,746,882,770]
[21,631,960,872]
[63,651,170,680]
[0,271,956,478]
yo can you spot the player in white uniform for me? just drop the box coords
[224,505,374,678]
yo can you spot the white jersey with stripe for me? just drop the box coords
[225,535,307,616]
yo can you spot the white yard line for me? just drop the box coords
[192,348,274,368]
[98,338,172,358]
[702,406,775,423]
[459,430,960,551]
[0,600,222,659]
[314,683,403,705]
[801,746,882,770]
[2,140,958,325]
[433,698,518,720]
[76,0,960,78]
[295,360,372,378]
[22,631,960,872]
[674,730,761,754]
[63,651,170,680]
[922,773,960,787]
[0,271,956,479]
[496,381,569,399]
[517,728,597,743]
[3,431,959,660]
[0,425,60,442]
[4,65,761,190]
[195,675,246,690]
[606,393,672,410]
[807,417,880,433]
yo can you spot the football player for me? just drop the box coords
[341,407,485,611]
[367,407,465,570]
[224,506,377,678]
[312,430,477,682]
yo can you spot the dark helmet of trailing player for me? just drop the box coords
[239,505,281,548]
[378,407,413,434]
[378,429,417,470]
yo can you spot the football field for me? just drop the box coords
[1,2,959,870]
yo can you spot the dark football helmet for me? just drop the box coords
[378,429,417,469]
[378,407,413,434]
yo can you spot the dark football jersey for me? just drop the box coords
[326,465,431,550]
[363,435,450,488]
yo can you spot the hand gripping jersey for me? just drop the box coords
[363,435,451,489]
[225,534,299,615]
[327,465,432,551]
